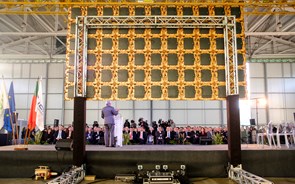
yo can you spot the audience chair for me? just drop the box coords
[266,122,276,148]
[276,122,293,148]
[256,126,267,148]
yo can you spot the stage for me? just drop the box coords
[0,144,294,179]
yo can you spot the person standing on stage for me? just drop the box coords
[101,101,119,147]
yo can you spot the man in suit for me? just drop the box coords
[101,101,119,147]
[137,127,147,144]
[53,125,66,144]
[155,127,164,144]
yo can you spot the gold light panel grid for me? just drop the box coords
[65,5,246,100]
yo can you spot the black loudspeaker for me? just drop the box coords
[293,112,295,121]
[55,139,73,151]
[54,119,59,127]
[250,119,256,126]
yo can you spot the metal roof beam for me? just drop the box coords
[0,36,44,49]
[0,32,67,36]
[245,32,295,36]
[247,14,271,32]
[250,54,295,59]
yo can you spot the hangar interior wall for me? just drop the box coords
[0,62,294,127]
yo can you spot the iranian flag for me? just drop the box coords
[28,78,44,131]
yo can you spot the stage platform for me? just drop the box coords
[0,144,294,179]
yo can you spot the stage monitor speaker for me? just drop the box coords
[55,139,73,151]
[250,119,256,126]
[54,119,59,127]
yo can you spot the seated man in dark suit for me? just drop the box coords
[165,127,172,144]
[155,127,164,144]
[92,126,100,144]
[53,125,67,144]
[137,127,147,144]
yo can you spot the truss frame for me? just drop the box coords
[74,15,238,97]
[1,1,295,15]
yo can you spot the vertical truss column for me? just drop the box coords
[74,16,88,97]
[224,16,238,96]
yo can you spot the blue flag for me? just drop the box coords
[3,109,12,132]
[8,82,16,113]
[3,81,13,132]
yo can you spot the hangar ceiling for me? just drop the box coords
[0,0,294,63]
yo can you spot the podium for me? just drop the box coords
[114,114,123,147]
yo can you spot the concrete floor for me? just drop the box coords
[0,178,294,184]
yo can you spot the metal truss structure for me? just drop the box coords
[46,165,85,184]
[0,1,294,64]
[0,0,295,15]
[228,165,274,184]
[73,15,239,98]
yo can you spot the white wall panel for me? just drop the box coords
[15,94,29,109]
[223,109,227,125]
[266,63,282,77]
[98,101,107,108]
[152,110,169,123]
[86,110,99,125]
[22,64,30,78]
[170,110,186,125]
[134,110,150,124]
[30,64,46,78]
[256,109,267,125]
[46,110,63,125]
[13,64,22,78]
[187,101,204,109]
[269,109,285,125]
[285,94,295,108]
[187,110,203,125]
[48,79,63,93]
[250,78,265,93]
[282,63,292,77]
[0,64,13,78]
[134,101,150,109]
[64,100,74,109]
[286,109,295,123]
[153,101,168,109]
[47,94,63,109]
[170,101,186,109]
[48,63,65,78]
[86,100,99,109]
[116,101,133,109]
[204,110,220,125]
[267,94,284,108]
[119,110,133,123]
[13,79,29,93]
[284,79,295,92]
[222,101,226,109]
[292,63,295,77]
[267,78,284,93]
[204,101,220,109]
[249,63,264,77]
[63,110,73,125]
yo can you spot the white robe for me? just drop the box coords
[114,114,123,147]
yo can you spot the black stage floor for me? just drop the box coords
[0,144,294,179]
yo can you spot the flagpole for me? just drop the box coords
[14,112,19,144]
[8,108,16,145]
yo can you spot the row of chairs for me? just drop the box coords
[257,122,295,148]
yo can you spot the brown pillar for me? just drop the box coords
[73,97,86,167]
[226,95,241,166]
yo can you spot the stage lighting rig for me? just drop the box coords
[136,164,185,184]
